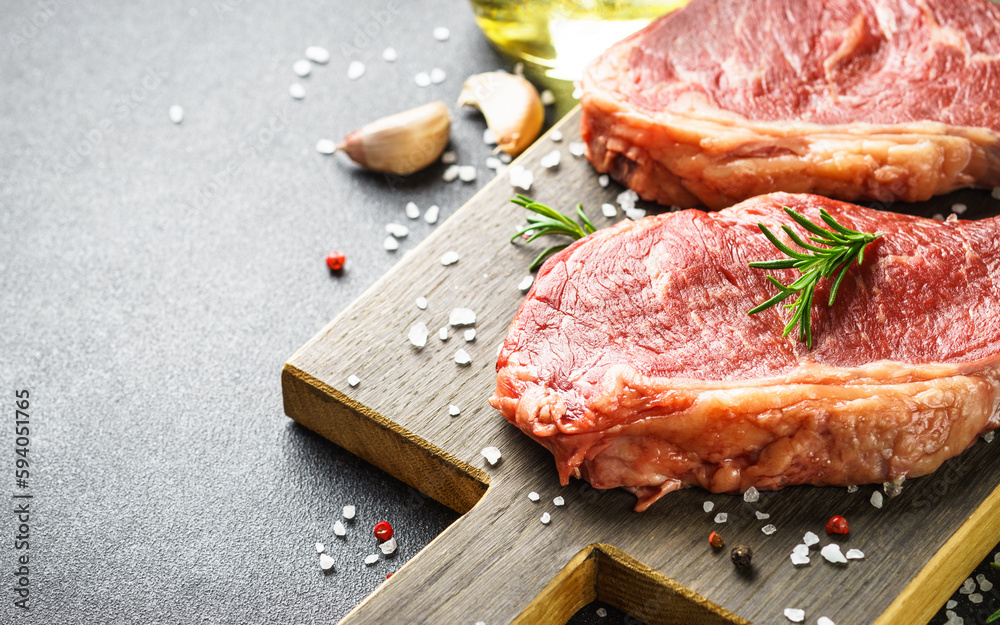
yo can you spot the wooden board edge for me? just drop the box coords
[281,363,489,514]
[512,547,599,625]
[874,479,1000,625]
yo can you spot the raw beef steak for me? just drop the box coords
[490,193,1000,511]
[581,0,1000,209]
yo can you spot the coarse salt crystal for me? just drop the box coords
[992,186,1000,200]
[347,375,360,387]
[347,61,366,80]
[293,59,312,77]
[618,189,639,211]
[847,485,859,493]
[405,202,420,219]
[415,72,431,87]
[454,349,471,365]
[947,600,958,609]
[334,521,346,536]
[528,491,540,502]
[441,151,457,164]
[464,329,476,342]
[803,531,819,546]
[441,251,459,266]
[871,491,884,508]
[482,446,501,465]
[383,236,399,251]
[541,512,551,524]
[540,89,556,106]
[792,544,809,557]
[984,431,995,443]
[305,46,330,64]
[483,127,498,145]
[443,164,460,182]
[952,203,968,214]
[386,223,409,238]
[485,156,503,170]
[433,26,450,41]
[743,486,760,503]
[415,296,428,310]
[316,139,336,154]
[568,141,586,157]
[540,150,561,169]
[883,478,904,498]
[783,608,805,622]
[430,67,446,84]
[970,593,984,604]
[518,275,534,291]
[553,496,565,506]
[933,213,945,221]
[342,505,356,519]
[820,543,847,564]
[790,553,810,566]
[289,83,306,99]
[960,577,976,594]
[508,165,534,191]
[602,203,617,218]
[169,105,185,124]
[625,208,646,221]
[449,404,461,417]
[703,501,714,513]
[946,610,962,625]
[424,205,440,224]
[598,174,610,188]
[994,551,1000,565]
[977,574,993,591]
[550,129,563,142]
[845,548,865,560]
[714,513,728,523]
[379,537,397,555]
[761,524,776,535]
[320,553,336,571]
[755,511,770,520]
[382,47,397,62]
[438,327,449,341]
[572,85,583,99]
[408,322,428,348]
[817,618,835,625]
[316,542,325,553]
[500,152,512,163]
[364,553,379,565]
[449,307,476,326]
[459,165,477,182]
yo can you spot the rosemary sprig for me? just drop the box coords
[748,206,882,349]
[510,195,596,271]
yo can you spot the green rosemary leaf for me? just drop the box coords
[510,196,599,271]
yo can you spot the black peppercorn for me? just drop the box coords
[730,544,753,569]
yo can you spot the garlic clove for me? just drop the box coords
[457,72,543,157]
[337,101,451,175]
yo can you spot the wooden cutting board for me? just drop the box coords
[282,106,1000,625]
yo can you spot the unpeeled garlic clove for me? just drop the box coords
[458,71,543,157]
[337,101,450,175]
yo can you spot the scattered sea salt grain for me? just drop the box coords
[316,139,336,154]
[947,600,958,609]
[449,307,476,326]
[404,202,420,220]
[870,491,884,508]
[518,275,534,291]
[424,205,440,224]
[883,478,904,498]
[845,549,865,560]
[430,67,446,84]
[540,150,561,168]
[441,151,457,164]
[569,141,586,157]
[970,593,984,604]
[602,203,617,218]
[820,544,847,564]
[464,329,476,342]
[500,152,512,163]
[743,486,760,503]
[714,513,728,523]
[433,26,450,41]
[618,189,639,211]
[817,617,835,625]
[541,89,556,106]
[415,296,428,310]
[946,610,962,625]
[541,512,551,524]
[293,59,312,77]
[386,223,409,238]
[449,404,461,417]
[847,485,859,493]
[933,213,945,221]
[528,492,540,501]
[995,551,1000,565]
[790,553,810,566]
[408,323,428,348]
[383,236,399,251]
[454,349,471,365]
[438,327,450,341]
[572,85,583,99]
[625,207,647,221]
[482,446,501,465]
[343,505,356,519]
[960,577,976,594]
[803,531,820,547]
[443,165,460,182]
[984,431,995,443]
[485,156,503,170]
[550,129,563,142]
[415,72,431,87]
[508,165,534,191]
[364,553,379,565]
[784,608,805,622]
[169,105,184,124]
[977,574,993,591]
[441,251,459,266]
[553,496,565,506]
[792,544,809,557]
[382,47,397,62]
[320,553,336,572]
[952,203,968,215]
[755,511,770,520]
[483,127,498,145]
[598,174,610,188]
[761,524,777,535]
[993,186,1000,200]
[703,501,714,513]
[334,521,346,536]
[289,83,306,99]
[305,46,330,64]
[316,542,325,553]
[348,375,360,387]
[459,166,478,182]
[379,537,398,555]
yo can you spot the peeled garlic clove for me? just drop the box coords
[457,72,543,157]
[337,101,450,175]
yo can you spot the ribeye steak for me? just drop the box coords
[490,193,1000,510]
[581,0,1000,209]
